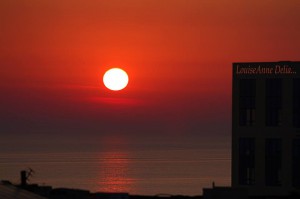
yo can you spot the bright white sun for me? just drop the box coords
[103,68,129,91]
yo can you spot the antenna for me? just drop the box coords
[27,168,35,182]
[20,168,35,186]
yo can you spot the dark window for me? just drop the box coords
[239,79,256,126]
[293,79,300,127]
[266,79,282,126]
[239,138,255,185]
[293,139,300,187]
[265,138,282,186]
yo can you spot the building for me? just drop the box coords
[232,61,300,196]
[0,181,47,199]
[203,185,248,199]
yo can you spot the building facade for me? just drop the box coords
[232,61,300,196]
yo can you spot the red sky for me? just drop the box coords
[1,0,300,138]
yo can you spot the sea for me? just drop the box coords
[0,133,231,196]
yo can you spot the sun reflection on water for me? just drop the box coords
[97,151,135,193]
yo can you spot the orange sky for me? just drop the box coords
[1,0,300,137]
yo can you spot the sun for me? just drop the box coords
[103,68,129,91]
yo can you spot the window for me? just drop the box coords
[265,138,282,186]
[239,79,256,126]
[266,79,282,126]
[293,79,300,127]
[239,138,255,185]
[293,139,300,187]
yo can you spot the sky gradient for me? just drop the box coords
[1,1,300,140]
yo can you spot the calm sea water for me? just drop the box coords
[0,134,231,195]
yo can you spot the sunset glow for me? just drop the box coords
[1,0,300,196]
